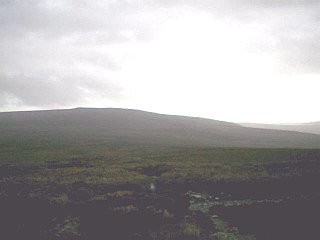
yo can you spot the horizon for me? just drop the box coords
[0,106,314,125]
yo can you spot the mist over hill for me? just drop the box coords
[1,108,320,149]
[240,122,320,135]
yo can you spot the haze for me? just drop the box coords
[1,0,320,123]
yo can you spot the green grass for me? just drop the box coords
[182,222,200,238]
[1,144,319,239]
[1,145,319,182]
[212,217,255,240]
[1,144,319,204]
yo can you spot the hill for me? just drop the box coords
[240,122,320,135]
[1,108,320,151]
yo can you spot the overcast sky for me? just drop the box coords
[1,0,320,123]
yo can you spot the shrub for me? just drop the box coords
[182,223,200,239]
[113,204,138,215]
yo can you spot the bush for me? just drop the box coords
[182,223,200,239]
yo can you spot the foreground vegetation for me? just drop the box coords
[1,146,320,239]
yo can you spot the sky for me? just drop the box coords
[1,0,320,123]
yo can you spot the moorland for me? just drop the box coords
[1,108,320,239]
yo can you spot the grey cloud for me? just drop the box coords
[1,0,320,110]
[0,0,135,109]
[1,1,123,40]
[0,0,160,41]
[0,73,121,107]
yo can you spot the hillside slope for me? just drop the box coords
[240,122,320,135]
[1,108,320,149]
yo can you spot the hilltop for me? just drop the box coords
[1,108,320,151]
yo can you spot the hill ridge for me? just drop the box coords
[1,108,320,148]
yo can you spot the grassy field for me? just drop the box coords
[2,146,320,188]
[1,109,320,239]
[1,145,320,239]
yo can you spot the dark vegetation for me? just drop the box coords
[211,197,319,240]
[1,147,320,239]
[1,108,320,239]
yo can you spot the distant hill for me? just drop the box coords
[1,108,320,149]
[240,122,320,135]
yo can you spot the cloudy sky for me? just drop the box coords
[1,0,320,123]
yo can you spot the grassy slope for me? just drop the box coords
[1,108,320,195]
[1,108,320,157]
[240,122,320,135]
[2,147,320,188]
